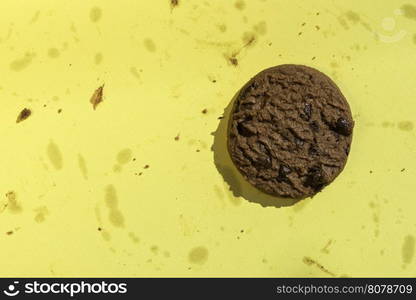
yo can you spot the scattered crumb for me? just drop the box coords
[312,56,316,60]
[202,108,208,114]
[401,168,405,172]
[268,42,272,46]
[144,165,149,169]
[133,158,136,161]
[316,12,320,16]
[301,22,306,26]
[16,108,32,123]
[370,170,373,174]
[43,104,47,108]
[174,134,180,141]
[90,84,104,110]
[303,256,336,277]
[315,25,320,30]
[6,230,13,235]
[57,109,62,114]
[196,149,200,152]
[139,172,143,176]
[218,116,223,119]
[98,227,102,231]
[229,57,238,66]
[298,32,303,36]
[212,79,216,83]
[171,0,179,9]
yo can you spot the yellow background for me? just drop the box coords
[0,0,415,277]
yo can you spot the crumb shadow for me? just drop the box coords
[211,90,302,208]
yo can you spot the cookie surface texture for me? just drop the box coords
[227,64,354,199]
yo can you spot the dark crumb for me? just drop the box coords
[268,42,272,46]
[57,109,62,114]
[312,56,316,60]
[369,170,373,174]
[218,116,224,119]
[240,229,244,233]
[315,25,320,30]
[401,168,405,172]
[133,158,136,161]
[301,22,306,26]
[196,149,200,152]
[212,79,216,83]
[43,104,47,108]
[6,231,13,235]
[97,227,102,231]
[237,236,240,240]
[139,172,143,176]
[298,32,303,36]
[16,108,32,123]
[171,0,179,8]
[69,64,72,67]
[229,57,238,66]
[202,108,208,114]
[174,134,180,141]
[90,84,104,110]
[144,165,149,169]
[316,12,320,16]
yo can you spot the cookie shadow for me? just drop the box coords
[211,91,301,208]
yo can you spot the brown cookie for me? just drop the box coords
[227,64,354,199]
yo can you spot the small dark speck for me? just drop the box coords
[43,104,47,108]
[174,134,180,141]
[212,79,216,83]
[97,227,102,231]
[315,25,320,30]
[218,116,224,119]
[240,229,244,233]
[6,231,13,235]
[312,56,316,60]
[268,42,272,46]
[139,172,143,176]
[298,32,303,36]
[16,108,32,123]
[316,12,320,16]
[144,165,149,169]
[202,108,208,114]
[301,22,306,26]
[229,57,238,66]
[171,0,179,8]
[57,109,62,114]
[401,168,406,172]
[196,149,200,152]
[369,170,373,174]
[133,158,136,161]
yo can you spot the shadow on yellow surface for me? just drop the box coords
[211,88,301,208]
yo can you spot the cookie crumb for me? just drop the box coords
[171,0,179,8]
[6,230,13,235]
[202,109,208,114]
[401,168,406,172]
[90,84,104,110]
[144,165,149,169]
[97,227,102,231]
[16,108,32,123]
[229,57,238,66]
[174,134,180,141]
[57,109,62,114]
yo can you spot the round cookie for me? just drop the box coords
[227,64,354,199]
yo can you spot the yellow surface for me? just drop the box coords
[0,0,415,277]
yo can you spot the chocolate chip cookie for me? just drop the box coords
[227,64,354,199]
